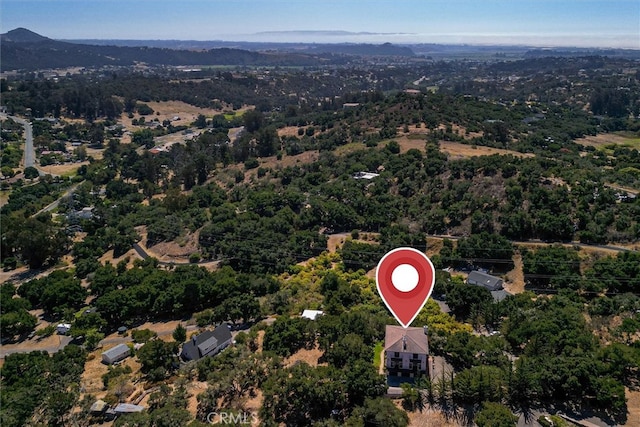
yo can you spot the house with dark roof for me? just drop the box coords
[467,271,504,291]
[384,325,430,380]
[467,271,512,301]
[180,323,232,362]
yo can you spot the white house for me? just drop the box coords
[384,325,430,380]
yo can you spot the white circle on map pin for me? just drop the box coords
[391,264,420,292]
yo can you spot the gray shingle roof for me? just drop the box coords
[180,323,232,362]
[467,271,503,291]
[197,336,218,356]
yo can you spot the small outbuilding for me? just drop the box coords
[352,171,380,180]
[90,399,108,415]
[114,403,144,414]
[101,343,131,365]
[301,309,324,320]
[56,323,71,335]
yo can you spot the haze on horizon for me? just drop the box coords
[2,0,639,49]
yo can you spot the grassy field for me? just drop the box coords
[224,112,238,120]
[576,132,640,153]
[373,341,384,368]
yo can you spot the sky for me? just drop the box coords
[2,0,639,48]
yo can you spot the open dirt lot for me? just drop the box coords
[439,141,534,159]
[283,346,324,368]
[138,101,246,128]
[40,161,89,176]
[626,388,640,427]
[327,233,349,253]
[148,231,201,259]
[258,150,320,170]
[278,126,305,138]
[99,248,141,268]
[395,137,534,159]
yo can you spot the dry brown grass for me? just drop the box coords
[141,101,235,127]
[243,388,263,424]
[256,150,320,171]
[134,225,202,264]
[426,237,444,259]
[133,320,188,337]
[0,266,30,285]
[87,146,104,160]
[283,346,325,368]
[393,137,533,159]
[407,408,464,427]
[99,248,141,268]
[186,380,208,417]
[255,330,265,353]
[504,252,525,295]
[148,230,200,259]
[0,331,63,354]
[39,161,88,176]
[80,350,111,397]
[278,126,303,137]
[0,190,9,207]
[626,388,640,427]
[439,141,533,159]
[80,347,141,402]
[327,233,349,253]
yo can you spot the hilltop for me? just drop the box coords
[0,28,324,71]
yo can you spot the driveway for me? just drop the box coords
[0,334,73,358]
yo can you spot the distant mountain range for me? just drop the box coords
[0,28,328,71]
[0,28,416,71]
[2,28,638,72]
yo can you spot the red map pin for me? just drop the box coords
[376,247,435,328]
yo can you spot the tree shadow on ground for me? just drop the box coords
[512,403,535,425]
